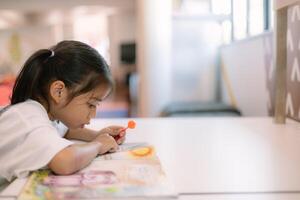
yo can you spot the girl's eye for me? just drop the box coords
[88,104,96,109]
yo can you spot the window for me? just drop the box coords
[232,0,247,40]
[268,0,274,29]
[211,0,231,15]
[249,0,264,35]
[215,0,273,41]
[173,0,274,43]
[181,0,211,15]
[211,0,232,44]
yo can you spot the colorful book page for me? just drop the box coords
[18,143,177,200]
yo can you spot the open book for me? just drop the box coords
[18,143,177,200]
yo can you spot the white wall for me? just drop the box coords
[220,33,271,116]
[136,0,172,117]
[108,12,136,82]
[0,25,56,75]
[171,17,222,103]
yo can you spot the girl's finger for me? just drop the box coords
[119,130,126,137]
[108,148,116,153]
[117,136,125,145]
[101,128,113,135]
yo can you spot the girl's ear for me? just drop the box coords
[49,80,67,104]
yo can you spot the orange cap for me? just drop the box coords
[127,120,136,129]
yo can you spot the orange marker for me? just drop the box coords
[114,120,136,141]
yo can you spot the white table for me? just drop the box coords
[2,117,300,199]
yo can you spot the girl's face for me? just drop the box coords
[51,84,111,129]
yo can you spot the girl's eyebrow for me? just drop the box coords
[90,97,102,101]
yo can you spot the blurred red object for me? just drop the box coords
[0,74,15,106]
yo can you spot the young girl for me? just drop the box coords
[0,40,126,182]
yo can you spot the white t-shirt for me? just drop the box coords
[0,100,73,181]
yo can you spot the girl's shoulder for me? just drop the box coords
[0,100,50,126]
[12,99,47,115]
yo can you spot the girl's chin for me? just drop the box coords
[68,124,84,129]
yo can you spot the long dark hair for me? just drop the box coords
[11,40,114,108]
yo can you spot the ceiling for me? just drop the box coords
[0,0,135,12]
[0,0,135,29]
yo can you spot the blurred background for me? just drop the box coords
[0,0,275,118]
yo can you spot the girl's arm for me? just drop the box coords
[64,128,99,142]
[65,126,126,144]
[48,142,100,175]
[48,134,118,175]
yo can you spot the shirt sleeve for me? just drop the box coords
[0,125,73,181]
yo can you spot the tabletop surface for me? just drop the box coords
[2,117,300,199]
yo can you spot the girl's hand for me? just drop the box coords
[92,133,118,154]
[98,126,126,145]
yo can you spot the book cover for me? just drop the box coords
[17,143,177,200]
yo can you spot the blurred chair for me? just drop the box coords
[161,101,241,117]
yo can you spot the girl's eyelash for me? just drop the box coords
[88,103,97,108]
[88,102,100,108]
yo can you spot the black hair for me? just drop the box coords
[11,40,114,108]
